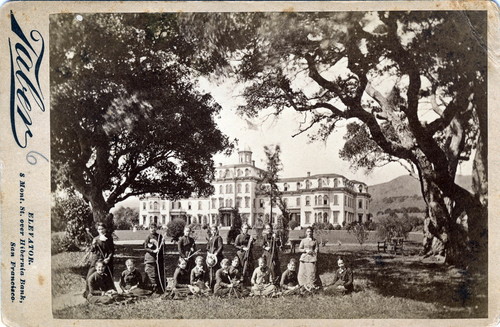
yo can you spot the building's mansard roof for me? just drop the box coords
[140,148,369,201]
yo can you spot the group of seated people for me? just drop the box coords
[84,222,354,304]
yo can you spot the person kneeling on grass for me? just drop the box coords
[87,260,124,304]
[167,258,195,300]
[213,259,236,297]
[250,257,279,297]
[190,256,210,296]
[280,258,303,296]
[324,258,353,295]
[119,259,152,297]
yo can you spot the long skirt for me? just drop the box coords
[298,261,322,288]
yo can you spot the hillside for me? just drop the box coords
[369,175,472,216]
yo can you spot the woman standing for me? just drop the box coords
[297,227,322,290]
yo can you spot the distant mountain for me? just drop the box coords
[369,175,472,216]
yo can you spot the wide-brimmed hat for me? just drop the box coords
[206,253,218,268]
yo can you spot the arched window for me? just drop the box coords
[237,169,243,177]
[245,168,250,176]
[334,178,339,187]
[358,185,363,193]
[220,185,223,194]
[177,202,181,209]
[149,202,153,210]
[314,196,318,205]
[306,196,310,206]
[318,195,323,205]
[229,199,233,207]
[143,202,146,210]
[245,184,250,193]
[188,202,192,210]
[323,212,328,223]
[226,184,229,193]
[225,199,230,207]
[324,195,329,205]
[237,184,242,193]
[314,213,317,222]
[229,184,233,193]
[154,201,159,210]
[284,183,289,191]
[306,180,311,189]
[297,182,301,190]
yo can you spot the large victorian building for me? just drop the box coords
[139,148,371,229]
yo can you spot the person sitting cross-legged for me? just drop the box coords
[119,259,152,297]
[250,257,279,297]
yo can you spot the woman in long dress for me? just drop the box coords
[297,227,322,290]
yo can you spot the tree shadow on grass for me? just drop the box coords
[354,254,487,316]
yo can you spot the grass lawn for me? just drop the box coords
[52,241,487,319]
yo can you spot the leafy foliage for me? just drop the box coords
[113,207,139,230]
[259,145,290,244]
[376,213,421,240]
[166,218,186,242]
[179,11,487,266]
[50,13,232,223]
[347,223,370,246]
[52,195,95,251]
[289,220,299,231]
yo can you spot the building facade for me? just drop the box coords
[139,148,371,229]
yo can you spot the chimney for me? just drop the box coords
[252,160,255,167]
[307,172,311,177]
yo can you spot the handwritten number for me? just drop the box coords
[26,150,48,165]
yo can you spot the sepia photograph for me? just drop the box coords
[48,9,488,320]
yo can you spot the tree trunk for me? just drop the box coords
[87,190,113,227]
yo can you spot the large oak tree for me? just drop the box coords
[180,11,487,267]
[50,14,231,226]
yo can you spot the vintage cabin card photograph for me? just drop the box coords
[1,1,499,326]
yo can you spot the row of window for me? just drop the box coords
[143,194,364,211]
[217,168,256,179]
[218,183,252,194]
[281,179,365,192]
